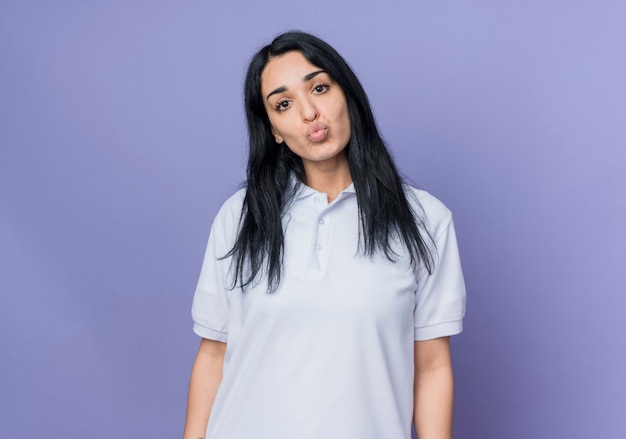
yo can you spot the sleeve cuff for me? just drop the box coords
[414,320,463,341]
[193,323,228,343]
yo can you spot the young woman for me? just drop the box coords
[183,31,466,439]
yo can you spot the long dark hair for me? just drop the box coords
[227,31,434,292]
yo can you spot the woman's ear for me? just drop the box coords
[271,127,284,144]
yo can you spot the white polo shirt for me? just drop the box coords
[192,181,466,439]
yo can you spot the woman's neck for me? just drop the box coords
[302,154,352,203]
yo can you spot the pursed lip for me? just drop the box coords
[307,121,328,142]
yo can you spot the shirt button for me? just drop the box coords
[319,218,325,225]
[316,244,322,251]
[313,197,320,203]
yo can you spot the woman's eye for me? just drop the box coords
[313,84,329,94]
[276,100,291,111]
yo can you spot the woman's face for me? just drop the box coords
[261,51,351,169]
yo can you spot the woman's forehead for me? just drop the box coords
[261,52,325,91]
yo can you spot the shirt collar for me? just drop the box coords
[290,174,356,201]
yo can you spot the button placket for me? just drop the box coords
[306,192,333,274]
[315,209,332,259]
[305,194,324,273]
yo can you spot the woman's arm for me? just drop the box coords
[413,337,454,439]
[182,338,227,439]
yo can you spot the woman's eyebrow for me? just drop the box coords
[266,70,327,101]
[266,86,287,101]
[303,69,326,81]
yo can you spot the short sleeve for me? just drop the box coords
[191,191,244,342]
[414,215,467,341]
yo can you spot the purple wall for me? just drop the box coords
[1,1,624,438]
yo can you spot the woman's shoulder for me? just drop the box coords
[403,185,453,238]
[220,187,247,209]
[212,187,247,228]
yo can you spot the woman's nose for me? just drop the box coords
[301,98,318,121]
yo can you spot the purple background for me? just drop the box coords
[1,1,625,438]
